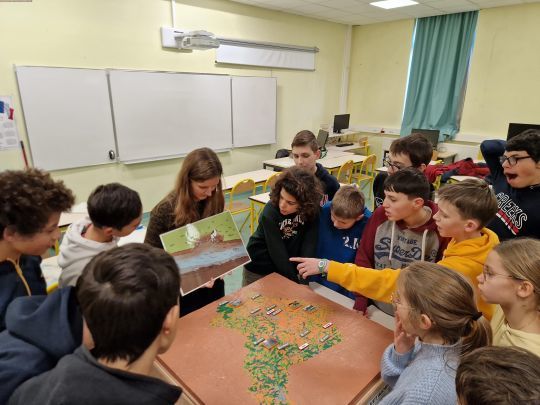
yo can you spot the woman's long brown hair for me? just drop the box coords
[172,148,224,227]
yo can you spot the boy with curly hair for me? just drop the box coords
[0,169,74,330]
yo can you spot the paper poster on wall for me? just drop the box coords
[0,96,20,151]
[159,211,251,296]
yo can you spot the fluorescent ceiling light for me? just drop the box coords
[370,0,418,9]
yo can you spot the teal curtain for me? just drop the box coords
[400,11,478,140]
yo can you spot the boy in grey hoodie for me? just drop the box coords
[58,183,142,287]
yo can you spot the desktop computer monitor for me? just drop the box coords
[316,129,329,151]
[333,114,350,134]
[411,128,440,149]
[507,123,540,140]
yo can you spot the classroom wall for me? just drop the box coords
[0,0,347,209]
[347,19,414,131]
[460,3,540,140]
[347,2,540,143]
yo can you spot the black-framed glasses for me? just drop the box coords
[499,155,533,166]
[383,157,406,171]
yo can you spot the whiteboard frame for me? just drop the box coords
[15,65,117,171]
[108,69,233,164]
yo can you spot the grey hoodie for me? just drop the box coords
[58,218,119,287]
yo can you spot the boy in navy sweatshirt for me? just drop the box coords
[480,129,540,240]
[310,185,371,299]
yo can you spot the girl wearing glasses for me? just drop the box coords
[477,238,540,356]
[380,262,491,405]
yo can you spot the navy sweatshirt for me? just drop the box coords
[481,139,540,240]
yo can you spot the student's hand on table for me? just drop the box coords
[290,257,323,279]
[394,314,416,354]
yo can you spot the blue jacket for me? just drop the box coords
[0,287,82,404]
[0,255,46,331]
[311,201,371,299]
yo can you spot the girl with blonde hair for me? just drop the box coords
[477,238,540,356]
[380,262,491,405]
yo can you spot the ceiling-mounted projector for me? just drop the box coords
[161,27,220,51]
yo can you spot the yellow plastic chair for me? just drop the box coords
[263,172,281,193]
[228,178,256,234]
[336,160,355,184]
[353,154,377,196]
[356,136,370,155]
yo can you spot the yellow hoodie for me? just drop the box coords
[327,228,499,319]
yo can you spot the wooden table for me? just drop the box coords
[154,273,393,405]
[222,169,276,191]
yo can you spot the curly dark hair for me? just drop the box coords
[0,169,75,238]
[269,166,322,222]
[506,129,540,162]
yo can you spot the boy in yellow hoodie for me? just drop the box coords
[292,179,499,318]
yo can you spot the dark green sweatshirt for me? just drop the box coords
[245,202,319,282]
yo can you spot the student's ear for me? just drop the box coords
[411,197,425,209]
[418,314,433,331]
[159,304,179,353]
[2,226,16,242]
[355,213,365,222]
[82,320,95,350]
[516,280,536,300]
[102,227,114,238]
[315,149,321,159]
[418,163,427,172]
[463,219,481,233]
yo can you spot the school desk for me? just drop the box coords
[153,273,393,405]
[222,169,277,192]
[262,153,365,172]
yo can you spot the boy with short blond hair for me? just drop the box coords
[311,185,372,298]
[291,130,339,205]
[293,179,499,318]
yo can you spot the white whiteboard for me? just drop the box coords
[232,76,277,148]
[109,70,232,163]
[15,66,117,171]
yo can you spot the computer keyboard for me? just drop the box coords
[336,143,354,147]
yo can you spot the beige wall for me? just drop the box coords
[460,3,540,140]
[348,3,540,142]
[348,19,414,131]
[0,0,347,209]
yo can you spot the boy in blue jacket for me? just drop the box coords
[310,185,371,299]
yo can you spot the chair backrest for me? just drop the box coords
[263,172,281,192]
[228,178,256,210]
[358,136,368,146]
[360,154,377,174]
[275,149,290,159]
[337,160,355,183]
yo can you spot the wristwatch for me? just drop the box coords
[317,259,329,276]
